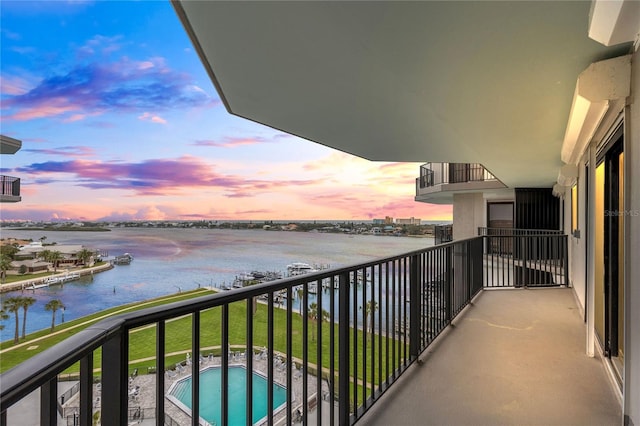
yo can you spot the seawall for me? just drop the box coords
[0,263,114,294]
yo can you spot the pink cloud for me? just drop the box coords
[16,156,323,197]
[5,98,80,121]
[24,146,96,158]
[138,112,167,124]
[1,75,31,95]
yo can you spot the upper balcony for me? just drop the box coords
[1,232,619,426]
[415,163,508,204]
[1,135,22,203]
[0,176,21,203]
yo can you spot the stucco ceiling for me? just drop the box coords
[174,1,630,188]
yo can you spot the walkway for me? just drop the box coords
[360,288,621,425]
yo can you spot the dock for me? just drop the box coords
[0,263,114,294]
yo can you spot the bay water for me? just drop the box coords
[0,228,433,336]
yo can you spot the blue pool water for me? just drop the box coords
[169,366,287,425]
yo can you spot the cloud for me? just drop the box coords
[15,156,322,196]
[100,206,168,221]
[2,57,215,122]
[23,146,96,158]
[77,34,123,57]
[193,136,272,148]
[138,112,167,124]
[2,28,21,40]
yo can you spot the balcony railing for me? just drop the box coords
[0,175,20,199]
[0,234,567,426]
[417,162,497,189]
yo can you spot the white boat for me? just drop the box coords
[286,262,318,276]
[113,253,133,265]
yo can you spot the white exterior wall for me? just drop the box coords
[567,48,639,426]
[452,193,485,240]
[624,46,639,426]
[568,157,588,315]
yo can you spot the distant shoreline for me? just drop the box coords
[5,227,111,232]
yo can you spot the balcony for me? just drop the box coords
[361,287,621,425]
[0,175,21,203]
[415,163,508,204]
[1,233,619,426]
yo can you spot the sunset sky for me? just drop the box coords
[0,1,452,223]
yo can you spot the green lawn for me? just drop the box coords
[0,288,213,371]
[2,290,409,394]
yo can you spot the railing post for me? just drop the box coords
[191,312,200,426]
[338,272,350,425]
[445,246,453,324]
[79,353,93,426]
[409,254,420,359]
[156,320,166,426]
[101,330,128,426]
[40,377,57,426]
[563,235,569,286]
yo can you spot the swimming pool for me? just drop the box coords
[167,365,288,425]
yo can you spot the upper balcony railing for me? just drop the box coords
[0,233,568,426]
[417,162,497,189]
[0,175,21,202]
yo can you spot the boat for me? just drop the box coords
[233,270,283,288]
[113,253,133,265]
[286,262,318,276]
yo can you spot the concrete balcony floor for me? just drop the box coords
[360,288,621,426]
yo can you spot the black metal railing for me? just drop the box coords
[0,175,20,198]
[0,234,566,425]
[417,163,497,189]
[478,227,564,236]
[434,224,453,245]
[481,231,568,288]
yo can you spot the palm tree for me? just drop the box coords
[48,251,63,272]
[44,299,65,332]
[38,249,52,268]
[0,307,9,331]
[295,286,304,315]
[75,248,94,266]
[0,254,12,284]
[2,297,22,343]
[307,302,330,342]
[20,296,36,339]
[361,300,379,336]
[308,302,319,341]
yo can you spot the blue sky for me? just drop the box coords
[1,0,452,222]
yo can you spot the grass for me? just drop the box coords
[0,288,213,372]
[1,289,410,400]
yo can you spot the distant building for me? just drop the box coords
[396,217,422,225]
[385,216,394,224]
[372,219,385,225]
